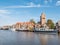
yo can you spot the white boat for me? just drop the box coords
[16,28,27,31]
[10,28,16,31]
[34,28,58,33]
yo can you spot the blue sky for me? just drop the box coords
[0,0,60,26]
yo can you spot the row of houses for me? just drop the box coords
[11,22,35,31]
[0,22,35,31]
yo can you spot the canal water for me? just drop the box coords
[0,30,60,45]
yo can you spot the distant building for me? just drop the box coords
[40,13,46,25]
[35,12,48,29]
[1,26,10,30]
[40,12,47,28]
[15,22,35,30]
[56,21,60,32]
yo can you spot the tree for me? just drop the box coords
[47,19,55,29]
[29,19,36,31]
[29,19,36,24]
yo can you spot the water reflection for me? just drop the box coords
[0,30,60,45]
[39,33,58,45]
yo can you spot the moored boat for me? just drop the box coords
[10,28,16,31]
[34,28,58,33]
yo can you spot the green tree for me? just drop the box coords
[30,19,36,24]
[47,19,55,29]
[29,19,36,31]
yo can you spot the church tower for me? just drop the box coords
[40,12,46,26]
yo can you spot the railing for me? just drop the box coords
[35,28,56,31]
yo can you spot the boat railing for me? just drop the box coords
[35,27,57,31]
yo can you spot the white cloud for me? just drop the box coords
[56,1,60,6]
[0,10,11,18]
[0,10,10,14]
[27,2,40,7]
[5,2,40,8]
[44,0,52,4]
[0,10,19,26]
[41,5,51,7]
[4,2,52,9]
[44,0,48,4]
[0,14,9,18]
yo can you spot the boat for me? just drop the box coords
[16,27,28,31]
[34,28,58,33]
[10,28,16,31]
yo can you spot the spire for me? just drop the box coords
[41,12,45,17]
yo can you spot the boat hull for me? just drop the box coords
[34,30,58,33]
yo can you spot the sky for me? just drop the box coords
[0,0,60,26]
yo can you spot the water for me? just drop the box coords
[0,30,60,45]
